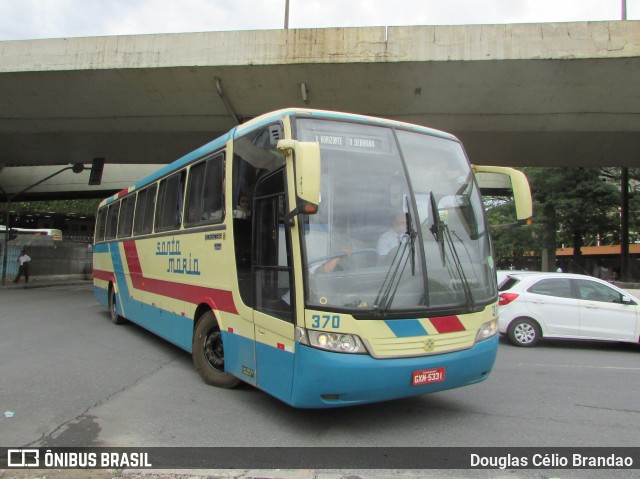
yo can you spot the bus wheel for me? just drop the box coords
[193,311,240,388]
[109,286,126,325]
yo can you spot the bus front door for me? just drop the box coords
[252,169,296,404]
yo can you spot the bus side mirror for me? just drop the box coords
[473,165,533,224]
[278,139,321,224]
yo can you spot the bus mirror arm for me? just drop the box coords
[284,201,319,226]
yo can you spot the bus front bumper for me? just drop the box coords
[290,334,498,408]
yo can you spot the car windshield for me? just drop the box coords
[294,117,495,317]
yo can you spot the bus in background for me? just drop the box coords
[93,108,532,408]
[1,226,63,241]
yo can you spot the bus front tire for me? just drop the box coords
[192,311,240,389]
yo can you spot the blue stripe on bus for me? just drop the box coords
[384,319,428,337]
[96,243,193,351]
[255,342,295,403]
[221,331,257,386]
[290,335,498,408]
[94,243,109,254]
[95,279,194,352]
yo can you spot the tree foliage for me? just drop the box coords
[486,167,630,272]
[5,199,100,217]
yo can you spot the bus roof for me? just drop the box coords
[236,108,458,141]
[99,108,459,208]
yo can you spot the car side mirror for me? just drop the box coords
[621,295,635,305]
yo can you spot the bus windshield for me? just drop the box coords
[295,117,494,317]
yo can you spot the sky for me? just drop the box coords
[0,0,638,41]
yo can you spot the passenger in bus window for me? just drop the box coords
[233,194,251,219]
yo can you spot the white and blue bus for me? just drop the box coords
[94,108,532,408]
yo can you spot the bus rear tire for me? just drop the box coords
[193,311,240,389]
[109,286,126,325]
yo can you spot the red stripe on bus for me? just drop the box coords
[430,315,465,333]
[118,240,239,315]
[93,269,115,282]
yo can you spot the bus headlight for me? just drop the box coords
[475,319,498,342]
[298,327,367,354]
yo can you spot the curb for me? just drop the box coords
[0,276,92,289]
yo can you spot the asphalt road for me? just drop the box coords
[1,282,639,478]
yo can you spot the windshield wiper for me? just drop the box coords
[372,198,418,316]
[429,192,446,266]
[372,197,420,316]
[372,238,410,317]
[429,191,474,309]
[404,195,417,276]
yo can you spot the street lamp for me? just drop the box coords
[1,163,85,286]
[284,0,290,29]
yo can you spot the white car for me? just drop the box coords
[498,272,640,347]
[496,270,528,287]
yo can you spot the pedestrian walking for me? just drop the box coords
[14,249,31,284]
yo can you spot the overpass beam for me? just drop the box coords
[215,77,240,125]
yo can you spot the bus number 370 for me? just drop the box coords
[311,314,341,329]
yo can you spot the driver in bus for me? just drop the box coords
[377,212,407,260]
[281,249,349,306]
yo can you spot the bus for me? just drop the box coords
[93,108,532,408]
[1,226,63,241]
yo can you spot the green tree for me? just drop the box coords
[601,167,640,243]
[515,168,619,271]
[486,167,621,272]
[3,199,100,217]
[485,198,538,269]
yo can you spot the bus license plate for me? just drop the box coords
[412,367,445,386]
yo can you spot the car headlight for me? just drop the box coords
[297,327,367,354]
[475,319,498,342]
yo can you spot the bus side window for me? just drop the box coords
[133,189,147,236]
[155,171,185,232]
[186,161,206,225]
[117,195,135,238]
[95,207,108,242]
[202,154,224,222]
[105,202,120,240]
[185,153,224,226]
[133,185,157,236]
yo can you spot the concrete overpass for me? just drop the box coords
[0,20,639,198]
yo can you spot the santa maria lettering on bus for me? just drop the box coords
[156,238,200,275]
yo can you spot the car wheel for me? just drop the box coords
[192,310,240,388]
[507,318,541,347]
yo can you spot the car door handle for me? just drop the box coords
[258,328,266,335]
